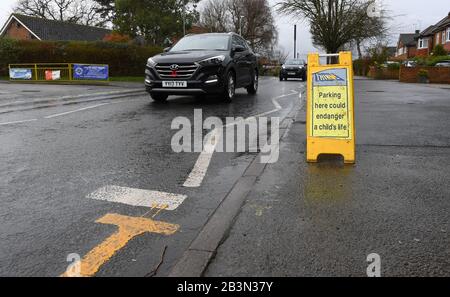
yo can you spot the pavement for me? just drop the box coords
[204,80,450,277]
[0,78,448,277]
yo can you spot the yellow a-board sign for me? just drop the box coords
[306,52,356,164]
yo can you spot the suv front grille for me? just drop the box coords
[155,63,199,79]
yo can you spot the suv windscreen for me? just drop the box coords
[170,35,230,51]
[285,60,305,65]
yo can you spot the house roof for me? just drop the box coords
[418,25,436,37]
[398,33,418,46]
[0,13,111,41]
[431,12,450,33]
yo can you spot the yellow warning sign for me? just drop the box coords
[307,52,356,164]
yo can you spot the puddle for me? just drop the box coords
[304,155,355,203]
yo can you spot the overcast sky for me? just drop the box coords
[1,0,449,59]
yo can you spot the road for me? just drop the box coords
[0,77,303,276]
[0,78,448,277]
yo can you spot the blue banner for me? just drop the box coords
[73,64,109,80]
[9,68,32,80]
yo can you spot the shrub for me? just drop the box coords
[426,55,450,66]
[413,54,450,67]
[432,44,448,57]
[0,38,162,77]
[417,69,429,78]
[0,38,20,74]
[353,59,371,76]
[387,63,400,70]
[103,32,132,43]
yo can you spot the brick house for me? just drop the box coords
[395,31,419,59]
[416,12,450,56]
[431,12,450,52]
[0,13,111,41]
[416,26,436,56]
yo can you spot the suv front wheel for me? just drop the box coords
[223,71,236,102]
[247,71,258,95]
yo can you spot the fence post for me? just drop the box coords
[34,64,38,81]
[68,63,72,81]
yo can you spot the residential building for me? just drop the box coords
[0,13,111,41]
[416,12,450,56]
[431,12,450,52]
[416,26,435,56]
[395,31,419,59]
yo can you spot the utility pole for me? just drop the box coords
[239,15,244,35]
[183,6,186,36]
[294,25,297,59]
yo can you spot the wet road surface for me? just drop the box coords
[0,77,303,276]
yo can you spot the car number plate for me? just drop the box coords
[288,72,296,75]
[162,81,187,88]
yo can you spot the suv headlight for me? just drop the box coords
[147,58,157,68]
[197,55,226,66]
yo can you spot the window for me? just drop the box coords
[418,38,429,49]
[235,36,248,49]
[171,35,230,51]
[446,28,450,42]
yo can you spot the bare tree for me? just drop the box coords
[200,0,230,32]
[229,0,278,53]
[15,0,106,27]
[352,3,390,59]
[15,0,53,18]
[200,0,278,53]
[277,0,388,58]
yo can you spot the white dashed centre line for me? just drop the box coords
[44,103,110,119]
[0,119,38,126]
[183,88,302,188]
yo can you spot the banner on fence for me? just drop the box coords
[9,68,32,80]
[73,64,109,80]
[45,70,61,81]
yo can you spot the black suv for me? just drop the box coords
[280,59,307,81]
[145,33,259,102]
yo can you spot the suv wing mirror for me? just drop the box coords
[163,47,171,53]
[232,45,246,53]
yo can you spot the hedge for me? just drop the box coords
[0,38,162,77]
[413,55,450,67]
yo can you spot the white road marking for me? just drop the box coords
[86,85,305,210]
[183,87,303,188]
[87,185,187,210]
[0,119,37,126]
[44,103,110,119]
[183,128,220,188]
